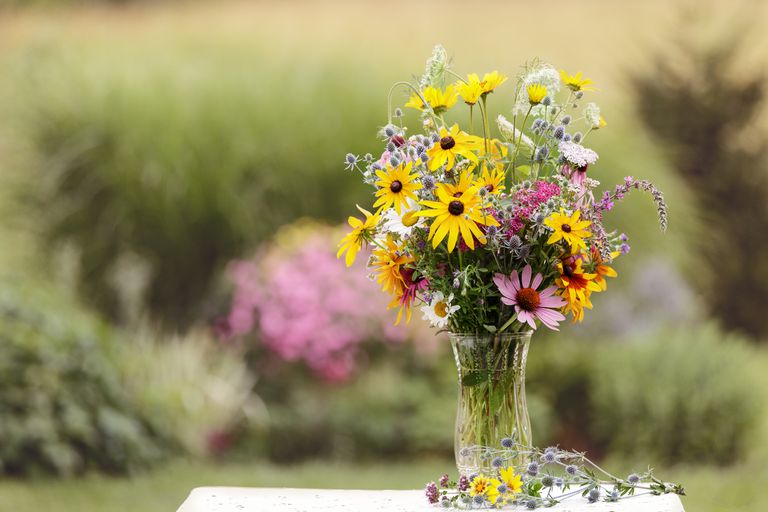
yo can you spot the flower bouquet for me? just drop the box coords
[338,45,667,475]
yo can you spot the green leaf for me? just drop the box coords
[483,324,497,333]
[461,371,489,387]
[516,165,531,177]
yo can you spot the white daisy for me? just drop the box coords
[420,292,460,328]
[381,198,425,237]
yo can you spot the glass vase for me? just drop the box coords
[450,331,532,475]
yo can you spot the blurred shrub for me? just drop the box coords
[116,327,264,457]
[0,279,170,476]
[590,325,759,465]
[631,21,768,341]
[222,220,410,382]
[10,46,378,330]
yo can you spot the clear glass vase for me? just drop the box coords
[450,331,532,475]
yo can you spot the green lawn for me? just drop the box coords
[0,459,764,512]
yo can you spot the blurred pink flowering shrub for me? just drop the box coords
[223,220,409,382]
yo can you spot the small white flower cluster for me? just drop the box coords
[583,102,601,128]
[420,44,449,89]
[512,63,561,115]
[558,141,599,168]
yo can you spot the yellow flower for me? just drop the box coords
[371,235,413,295]
[596,115,607,129]
[479,70,507,94]
[419,184,498,253]
[527,83,547,105]
[456,74,483,105]
[544,209,592,251]
[441,169,474,198]
[372,161,422,214]
[473,165,506,195]
[499,467,524,494]
[426,124,479,171]
[560,70,595,92]
[556,257,601,322]
[336,205,380,267]
[404,85,458,114]
[469,475,492,496]
[592,248,619,291]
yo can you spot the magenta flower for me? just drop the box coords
[493,264,566,331]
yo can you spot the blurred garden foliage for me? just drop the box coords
[10,47,376,331]
[631,25,768,341]
[0,278,258,476]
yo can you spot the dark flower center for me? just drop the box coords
[486,184,494,192]
[561,223,572,233]
[453,192,463,198]
[440,136,456,150]
[390,180,403,193]
[391,135,405,147]
[516,287,541,312]
[562,263,574,278]
[448,200,464,216]
[577,164,588,173]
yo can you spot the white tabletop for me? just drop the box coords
[176,487,686,512]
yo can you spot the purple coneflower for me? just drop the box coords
[493,265,566,331]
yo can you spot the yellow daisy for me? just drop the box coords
[441,169,474,198]
[544,210,592,250]
[404,85,458,114]
[556,257,601,322]
[479,70,508,94]
[592,248,619,291]
[372,161,422,214]
[473,166,506,195]
[426,124,479,171]
[499,467,524,494]
[560,70,595,92]
[456,74,483,105]
[371,235,413,295]
[527,83,547,105]
[336,205,380,267]
[419,184,498,253]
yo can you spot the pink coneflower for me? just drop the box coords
[493,264,567,331]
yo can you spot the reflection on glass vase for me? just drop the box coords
[450,331,532,476]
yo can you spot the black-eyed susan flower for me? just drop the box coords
[404,85,458,114]
[371,235,413,295]
[559,70,595,92]
[526,83,548,105]
[336,205,380,266]
[473,166,506,195]
[441,169,474,197]
[419,184,499,252]
[544,209,592,251]
[426,124,479,171]
[372,161,422,214]
[592,247,619,291]
[556,257,601,322]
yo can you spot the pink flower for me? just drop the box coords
[493,264,566,331]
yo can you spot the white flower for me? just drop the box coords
[420,44,448,88]
[381,198,425,236]
[583,102,601,128]
[420,292,460,328]
[497,115,535,149]
[558,141,599,168]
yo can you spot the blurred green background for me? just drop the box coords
[0,0,766,511]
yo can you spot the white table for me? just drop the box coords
[176,487,686,511]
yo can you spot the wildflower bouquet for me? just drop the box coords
[339,46,666,333]
[338,45,667,475]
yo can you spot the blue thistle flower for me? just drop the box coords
[561,115,572,125]
[627,473,640,485]
[384,125,396,137]
[541,451,557,463]
[534,146,550,162]
[574,91,584,99]
[473,495,484,505]
[609,490,620,502]
[541,475,554,487]
[553,126,565,140]
[572,132,583,143]
[492,457,504,468]
[389,156,400,167]
[531,119,543,130]
[497,484,508,494]
[526,499,537,509]
[501,437,514,448]
[420,153,430,163]
[554,478,564,488]
[562,133,572,142]
[588,488,601,503]
[386,141,396,152]
[565,465,577,475]
[526,461,539,477]
[393,107,404,118]
[542,96,552,106]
